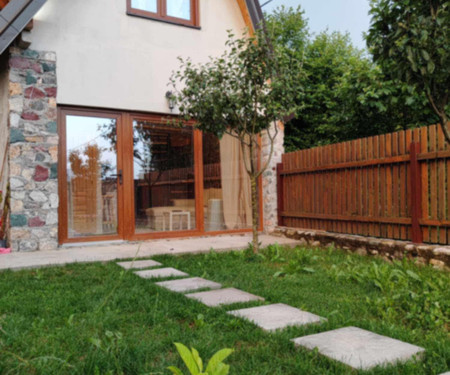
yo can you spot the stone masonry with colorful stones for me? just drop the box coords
[262,122,284,232]
[8,47,58,251]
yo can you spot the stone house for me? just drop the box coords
[0,0,283,251]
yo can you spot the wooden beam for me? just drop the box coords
[236,0,254,34]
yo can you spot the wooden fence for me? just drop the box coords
[277,123,450,244]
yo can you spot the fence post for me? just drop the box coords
[277,162,284,227]
[409,142,423,243]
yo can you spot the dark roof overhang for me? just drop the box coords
[245,0,264,30]
[0,0,47,55]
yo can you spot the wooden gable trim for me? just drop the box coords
[236,0,254,34]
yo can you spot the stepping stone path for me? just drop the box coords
[118,259,427,371]
[134,267,188,279]
[291,326,425,371]
[186,287,264,307]
[228,303,325,332]
[439,372,450,375]
[156,277,222,293]
[117,259,162,269]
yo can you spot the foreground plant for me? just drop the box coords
[170,28,302,253]
[168,343,234,375]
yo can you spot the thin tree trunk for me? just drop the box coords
[250,174,259,254]
[439,115,450,144]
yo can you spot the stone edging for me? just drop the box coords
[273,227,450,270]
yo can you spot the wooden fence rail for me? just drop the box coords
[277,124,450,244]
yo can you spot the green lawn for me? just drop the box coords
[0,245,449,374]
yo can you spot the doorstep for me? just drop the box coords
[0,234,300,271]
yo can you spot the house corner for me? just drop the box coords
[261,121,284,233]
[7,46,59,251]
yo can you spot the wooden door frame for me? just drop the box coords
[58,105,264,245]
[58,106,125,244]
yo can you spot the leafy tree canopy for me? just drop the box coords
[170,28,303,252]
[265,6,435,151]
[367,0,450,141]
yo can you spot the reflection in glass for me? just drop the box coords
[202,133,252,231]
[133,121,195,233]
[166,0,190,20]
[131,0,157,13]
[66,116,118,238]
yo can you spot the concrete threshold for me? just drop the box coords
[0,234,300,271]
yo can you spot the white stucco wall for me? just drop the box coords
[26,0,247,113]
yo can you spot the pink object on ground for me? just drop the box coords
[0,248,11,254]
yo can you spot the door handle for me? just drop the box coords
[111,170,123,185]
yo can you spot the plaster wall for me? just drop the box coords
[25,0,247,113]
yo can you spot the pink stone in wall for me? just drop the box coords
[34,165,49,182]
[28,216,45,227]
[24,87,46,99]
[21,112,39,121]
[45,87,57,97]
[9,57,31,70]
[31,63,43,74]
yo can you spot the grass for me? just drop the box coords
[0,244,448,374]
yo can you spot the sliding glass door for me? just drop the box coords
[59,107,258,244]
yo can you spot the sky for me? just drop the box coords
[261,0,372,50]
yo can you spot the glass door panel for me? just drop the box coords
[65,115,120,238]
[133,120,195,233]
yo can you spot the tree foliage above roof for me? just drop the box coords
[265,6,435,151]
[367,0,450,142]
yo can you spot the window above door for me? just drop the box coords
[127,0,200,28]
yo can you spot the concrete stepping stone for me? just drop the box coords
[156,277,222,293]
[291,326,425,371]
[117,259,162,270]
[186,287,264,307]
[134,267,188,279]
[438,372,450,375]
[228,303,326,331]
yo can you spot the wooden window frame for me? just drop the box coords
[58,105,263,245]
[126,0,200,29]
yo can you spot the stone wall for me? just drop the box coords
[8,47,58,251]
[261,121,284,232]
[0,53,10,242]
[274,227,450,270]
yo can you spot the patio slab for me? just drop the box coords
[0,234,300,271]
[117,259,162,269]
[186,287,264,307]
[228,303,325,331]
[134,267,188,279]
[291,326,425,370]
[156,277,222,293]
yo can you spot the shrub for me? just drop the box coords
[330,257,450,331]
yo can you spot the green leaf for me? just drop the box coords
[406,270,421,281]
[212,363,230,375]
[191,347,203,372]
[421,50,430,61]
[205,348,234,373]
[427,60,435,74]
[167,366,184,375]
[174,343,200,375]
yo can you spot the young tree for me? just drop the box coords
[170,29,301,253]
[367,0,450,142]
